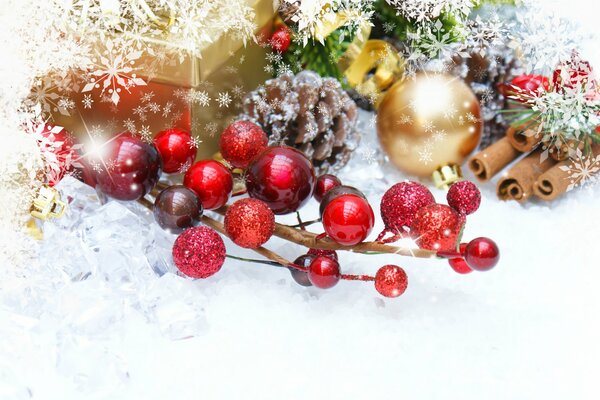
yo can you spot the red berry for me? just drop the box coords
[289,254,315,287]
[219,121,268,169]
[270,26,292,53]
[464,237,500,271]
[319,185,366,216]
[308,256,341,289]
[410,203,464,252]
[184,160,233,210]
[224,198,275,249]
[448,243,473,274]
[447,180,481,215]
[91,133,161,201]
[307,248,338,262]
[380,182,435,233]
[375,265,408,298]
[245,146,316,215]
[153,128,197,174]
[511,74,550,94]
[172,227,226,279]
[314,174,342,203]
[322,194,375,246]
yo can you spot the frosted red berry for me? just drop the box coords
[410,203,464,252]
[308,256,341,289]
[447,180,481,215]
[380,181,435,233]
[270,25,292,53]
[219,121,268,169]
[172,227,226,279]
[224,198,275,249]
[375,265,408,298]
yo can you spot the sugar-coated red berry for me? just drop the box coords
[184,160,233,210]
[270,25,292,53]
[219,121,268,169]
[172,227,226,279]
[307,248,338,262]
[447,180,481,215]
[245,146,316,215]
[289,254,315,287]
[322,194,375,246]
[308,256,341,289]
[410,203,464,252]
[464,237,500,271]
[224,198,275,249]
[153,128,197,174]
[375,265,408,298]
[314,174,342,203]
[448,243,473,274]
[380,181,435,233]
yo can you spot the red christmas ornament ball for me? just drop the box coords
[448,243,473,274]
[270,25,292,53]
[245,146,316,215]
[184,160,233,210]
[322,194,375,246]
[308,256,341,289]
[380,182,435,233]
[314,174,342,202]
[410,204,464,252]
[153,128,197,174]
[447,180,481,215]
[464,237,500,271]
[219,120,268,169]
[319,185,366,216]
[92,133,161,201]
[289,254,315,287]
[172,226,226,279]
[224,198,275,249]
[307,248,338,262]
[375,265,408,298]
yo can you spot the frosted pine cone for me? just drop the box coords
[241,71,360,174]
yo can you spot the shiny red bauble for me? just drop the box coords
[464,237,500,271]
[319,185,366,216]
[380,181,435,233]
[172,226,226,278]
[322,194,375,246]
[290,254,315,287]
[308,256,341,289]
[224,198,275,249]
[314,174,342,203]
[153,128,197,174]
[219,120,268,169]
[270,25,292,53]
[92,133,161,201]
[375,265,408,298]
[410,204,464,252]
[511,74,550,94]
[447,181,481,215]
[245,146,316,215]
[448,243,473,274]
[184,160,233,210]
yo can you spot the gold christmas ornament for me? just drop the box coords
[377,73,482,178]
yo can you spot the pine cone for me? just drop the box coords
[278,1,300,26]
[241,71,360,174]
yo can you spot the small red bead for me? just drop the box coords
[322,194,375,246]
[219,121,268,169]
[314,174,342,203]
[153,128,197,174]
[172,227,226,279]
[464,237,500,271]
[224,198,275,249]
[245,146,316,215]
[307,248,338,262]
[447,181,481,215]
[270,25,292,53]
[308,256,341,289]
[289,254,315,287]
[448,243,473,274]
[184,160,233,210]
[375,265,408,298]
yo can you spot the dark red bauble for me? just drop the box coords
[184,160,233,210]
[464,237,500,271]
[375,265,408,298]
[447,181,481,215]
[307,248,338,262]
[380,182,435,233]
[92,133,161,201]
[289,254,315,287]
[172,226,226,279]
[410,204,464,252]
[319,185,366,216]
[314,174,342,203]
[224,198,275,249]
[245,146,316,215]
[322,194,375,246]
[448,243,473,274]
[308,256,341,289]
[219,121,268,169]
[153,128,197,174]
[153,185,202,233]
[270,25,292,53]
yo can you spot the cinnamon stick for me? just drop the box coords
[496,149,556,202]
[468,137,521,181]
[506,126,542,152]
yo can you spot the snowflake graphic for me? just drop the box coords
[139,125,152,143]
[358,146,378,164]
[162,102,174,118]
[433,130,447,142]
[418,147,433,164]
[141,92,155,103]
[190,91,210,107]
[559,151,600,192]
[82,94,94,109]
[147,102,161,113]
[231,85,245,99]
[89,125,105,138]
[57,98,75,111]
[423,120,435,133]
[188,135,202,150]
[205,122,219,137]
[133,105,147,121]
[123,118,136,133]
[216,92,232,108]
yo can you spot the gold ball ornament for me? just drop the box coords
[377,73,482,178]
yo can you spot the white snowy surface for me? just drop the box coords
[2,0,600,399]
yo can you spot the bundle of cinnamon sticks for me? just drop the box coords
[468,127,600,202]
